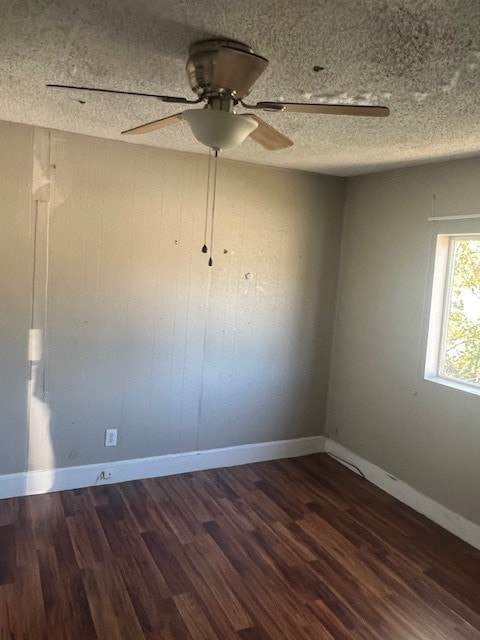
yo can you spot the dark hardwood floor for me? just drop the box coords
[1,453,480,639]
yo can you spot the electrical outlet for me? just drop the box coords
[105,428,118,447]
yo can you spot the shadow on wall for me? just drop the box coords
[164,163,344,450]
[285,178,343,437]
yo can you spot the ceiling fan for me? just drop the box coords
[47,38,390,152]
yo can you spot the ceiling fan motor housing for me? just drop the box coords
[186,39,269,102]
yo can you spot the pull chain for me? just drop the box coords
[208,149,219,267]
[202,148,212,254]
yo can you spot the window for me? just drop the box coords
[425,234,480,394]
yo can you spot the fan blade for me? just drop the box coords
[122,113,184,135]
[247,115,293,150]
[47,84,200,104]
[247,101,390,117]
[211,47,268,99]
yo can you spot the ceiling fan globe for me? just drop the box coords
[181,109,258,149]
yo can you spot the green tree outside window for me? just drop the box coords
[443,240,480,385]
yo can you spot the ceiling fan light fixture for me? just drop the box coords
[181,109,258,149]
[48,38,389,152]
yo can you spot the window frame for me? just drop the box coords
[425,232,480,396]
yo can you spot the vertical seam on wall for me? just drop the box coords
[29,201,40,334]
[413,194,437,394]
[119,153,137,426]
[42,135,52,401]
[25,127,36,474]
[195,265,212,451]
[324,177,350,438]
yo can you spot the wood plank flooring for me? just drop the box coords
[1,453,480,639]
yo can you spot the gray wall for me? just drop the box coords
[327,158,480,525]
[0,121,345,474]
[2,118,479,529]
[0,122,33,474]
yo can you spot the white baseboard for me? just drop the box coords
[325,438,480,552]
[2,433,478,552]
[0,435,325,500]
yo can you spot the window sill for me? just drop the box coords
[425,375,480,397]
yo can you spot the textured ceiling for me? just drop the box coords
[0,0,479,175]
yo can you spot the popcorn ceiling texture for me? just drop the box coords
[0,0,479,175]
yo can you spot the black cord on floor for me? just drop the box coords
[326,452,366,479]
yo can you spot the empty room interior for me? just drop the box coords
[1,0,480,638]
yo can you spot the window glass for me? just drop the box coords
[440,238,480,387]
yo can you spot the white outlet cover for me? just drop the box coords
[105,428,118,447]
